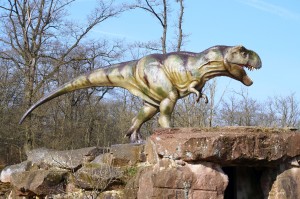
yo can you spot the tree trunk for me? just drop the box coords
[177,0,184,52]
[23,58,37,151]
[162,0,167,54]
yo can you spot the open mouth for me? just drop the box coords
[237,64,259,71]
[243,64,259,71]
[233,64,260,86]
[224,46,262,86]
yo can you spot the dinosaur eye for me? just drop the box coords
[241,51,247,58]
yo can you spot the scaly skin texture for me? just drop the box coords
[20,45,262,143]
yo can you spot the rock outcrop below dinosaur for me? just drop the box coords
[146,127,300,166]
[1,127,300,198]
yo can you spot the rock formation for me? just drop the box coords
[1,127,300,198]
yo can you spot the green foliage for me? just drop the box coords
[120,166,139,185]
[124,166,138,178]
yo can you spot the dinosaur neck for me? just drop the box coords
[198,61,228,83]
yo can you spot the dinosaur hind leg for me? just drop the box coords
[158,89,179,128]
[126,102,158,143]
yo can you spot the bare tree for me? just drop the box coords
[220,95,239,126]
[258,97,278,127]
[131,0,168,53]
[273,93,300,127]
[0,0,127,150]
[220,88,262,126]
[0,58,24,164]
[207,80,217,127]
[176,0,184,52]
[234,88,259,126]
[130,0,187,54]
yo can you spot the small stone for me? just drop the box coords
[0,161,32,183]
[10,169,67,196]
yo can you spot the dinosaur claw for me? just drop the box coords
[126,128,144,143]
[195,93,209,104]
[130,133,144,144]
[202,94,209,104]
[133,139,145,144]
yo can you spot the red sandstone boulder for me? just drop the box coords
[110,144,145,166]
[261,166,300,199]
[136,158,228,199]
[146,127,300,166]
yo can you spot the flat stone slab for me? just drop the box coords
[26,147,104,169]
[146,127,300,166]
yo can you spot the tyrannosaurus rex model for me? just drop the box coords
[20,45,262,143]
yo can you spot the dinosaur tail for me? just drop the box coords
[19,67,117,124]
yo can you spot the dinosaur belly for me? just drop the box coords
[134,56,174,103]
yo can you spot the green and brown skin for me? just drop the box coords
[20,45,262,143]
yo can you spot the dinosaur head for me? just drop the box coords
[224,45,262,86]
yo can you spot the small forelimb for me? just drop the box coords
[188,81,200,102]
[188,81,209,103]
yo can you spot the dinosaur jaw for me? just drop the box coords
[223,45,262,86]
[230,64,260,86]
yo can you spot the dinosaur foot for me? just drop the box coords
[125,129,144,144]
[196,93,209,104]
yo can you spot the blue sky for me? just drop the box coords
[68,0,300,101]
